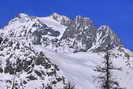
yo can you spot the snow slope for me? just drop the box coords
[33,46,133,89]
[38,17,67,39]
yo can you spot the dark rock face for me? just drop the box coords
[31,20,60,45]
[60,16,97,52]
[0,37,3,44]
[0,38,66,89]
[91,25,121,52]
[59,19,121,52]
[49,14,121,52]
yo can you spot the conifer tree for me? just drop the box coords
[95,45,123,89]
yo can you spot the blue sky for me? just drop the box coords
[0,0,133,50]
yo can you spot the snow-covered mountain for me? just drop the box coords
[0,13,133,89]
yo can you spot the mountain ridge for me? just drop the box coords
[0,13,132,89]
